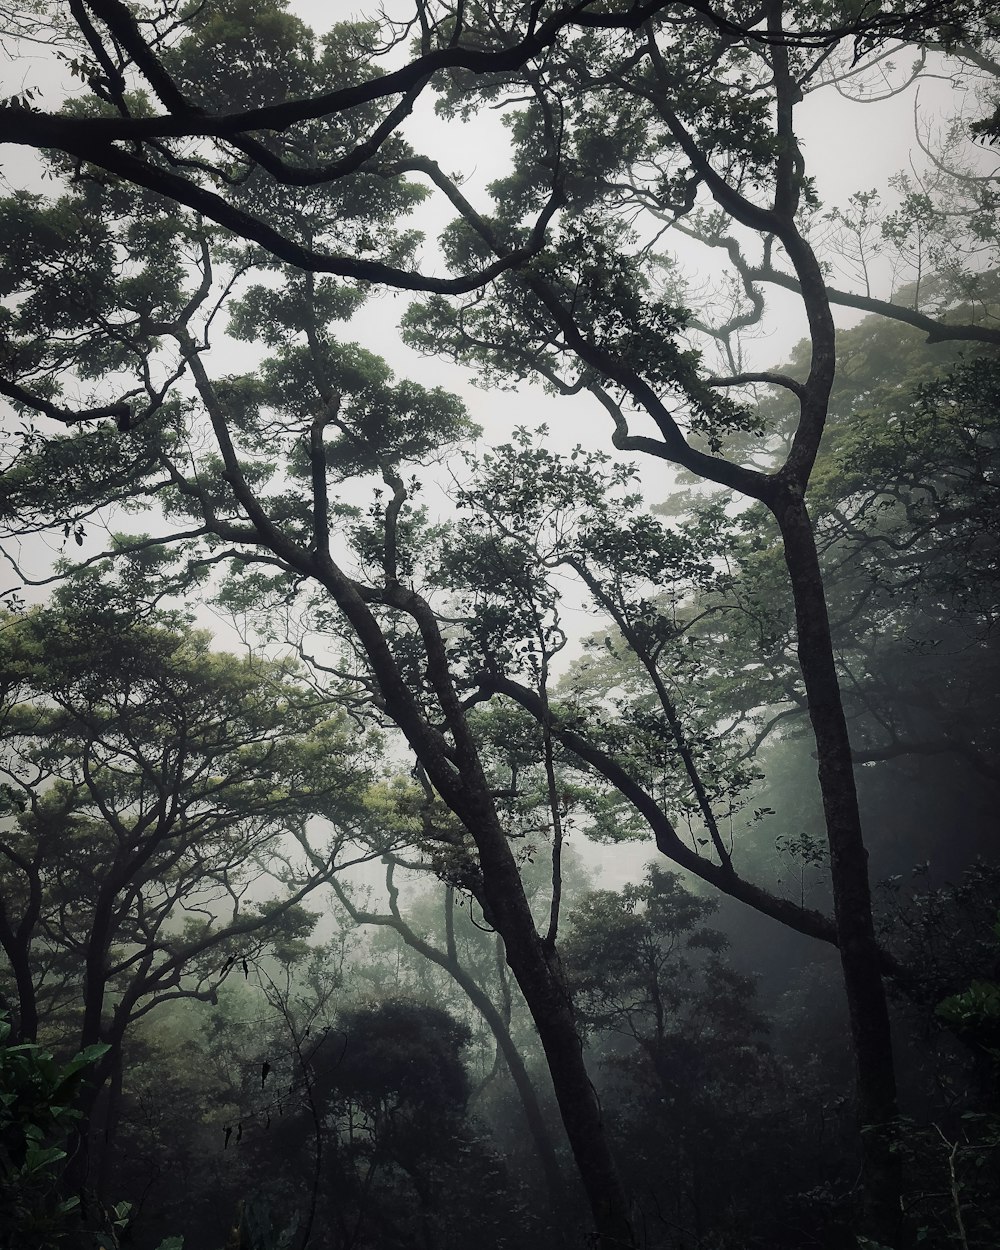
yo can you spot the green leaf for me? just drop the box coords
[23,1144,67,1174]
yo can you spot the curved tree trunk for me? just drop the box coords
[95,1047,124,1203]
[0,925,37,1041]
[459,790,634,1248]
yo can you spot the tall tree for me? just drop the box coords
[0,164,639,1245]
[394,12,999,1239]
[0,584,386,1195]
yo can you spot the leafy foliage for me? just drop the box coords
[0,1016,107,1250]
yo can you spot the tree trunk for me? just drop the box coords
[775,491,904,1245]
[305,565,635,1247]
[95,1046,124,1202]
[0,929,37,1041]
[460,788,635,1249]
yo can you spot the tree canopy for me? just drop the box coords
[1,2,999,1248]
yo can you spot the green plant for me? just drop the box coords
[936,911,1000,1063]
[0,1013,108,1249]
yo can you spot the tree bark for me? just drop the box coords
[450,785,635,1249]
[95,1046,124,1203]
[774,490,904,1246]
[0,923,37,1041]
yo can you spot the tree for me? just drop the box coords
[562,869,820,1247]
[0,584,386,1197]
[394,12,999,1238]
[200,982,526,1250]
[308,1000,476,1250]
[0,0,957,345]
[0,162,638,1245]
